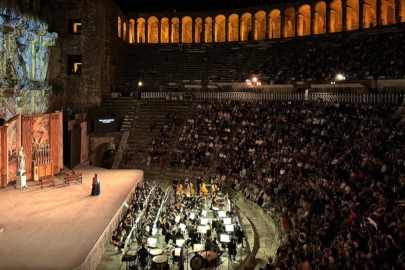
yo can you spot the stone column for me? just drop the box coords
[202,21,206,43]
[158,19,161,43]
[145,22,149,43]
[342,0,347,31]
[359,0,364,29]
[212,19,215,42]
[134,21,138,43]
[280,11,285,37]
[192,18,195,43]
[252,15,256,40]
[311,7,316,35]
[225,18,229,42]
[169,19,172,43]
[376,0,382,25]
[295,9,299,36]
[179,21,183,43]
[325,4,330,33]
[395,0,401,23]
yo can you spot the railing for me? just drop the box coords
[140,91,403,104]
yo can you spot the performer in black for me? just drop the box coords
[196,176,203,196]
[137,243,149,269]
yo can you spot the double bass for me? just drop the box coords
[189,182,195,196]
[200,182,208,197]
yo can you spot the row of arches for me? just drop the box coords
[117,0,404,43]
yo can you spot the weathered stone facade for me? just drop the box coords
[42,0,128,113]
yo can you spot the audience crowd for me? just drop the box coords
[176,99,405,270]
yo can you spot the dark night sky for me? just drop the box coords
[114,1,284,13]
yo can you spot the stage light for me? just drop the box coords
[225,225,234,232]
[220,234,230,243]
[176,239,185,247]
[218,211,226,218]
[223,217,232,225]
[335,74,345,81]
[138,81,143,87]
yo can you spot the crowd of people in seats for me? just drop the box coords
[258,30,405,84]
[177,99,405,270]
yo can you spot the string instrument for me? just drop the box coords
[177,183,183,196]
[200,182,208,197]
[211,183,218,197]
[190,182,195,196]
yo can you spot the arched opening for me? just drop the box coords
[284,8,296,37]
[93,142,116,169]
[171,18,180,43]
[195,18,203,43]
[136,18,146,43]
[314,2,327,34]
[182,16,193,43]
[269,9,281,39]
[205,17,213,43]
[129,19,135,43]
[228,14,239,42]
[346,0,359,30]
[118,17,122,38]
[381,0,396,25]
[330,0,343,32]
[161,18,170,43]
[148,16,159,43]
[255,11,267,40]
[215,15,226,42]
[123,22,127,41]
[363,0,377,28]
[298,5,311,36]
[240,13,252,41]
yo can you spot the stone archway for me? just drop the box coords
[284,7,296,37]
[148,16,159,43]
[215,14,226,42]
[136,18,146,43]
[171,17,180,43]
[118,17,122,38]
[92,142,115,168]
[363,0,377,28]
[381,0,396,25]
[240,12,252,41]
[298,5,311,36]
[228,14,239,42]
[182,16,193,43]
[205,17,213,43]
[255,10,267,40]
[346,0,359,30]
[314,1,327,34]
[195,18,203,43]
[402,0,405,22]
[161,18,170,43]
[330,0,343,32]
[269,9,281,39]
[129,19,135,43]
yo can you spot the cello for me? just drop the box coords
[177,183,183,197]
[200,182,208,197]
[189,182,195,196]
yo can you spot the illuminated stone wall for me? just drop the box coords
[0,1,57,120]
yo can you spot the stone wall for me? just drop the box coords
[42,0,128,113]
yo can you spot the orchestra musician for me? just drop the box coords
[137,243,149,269]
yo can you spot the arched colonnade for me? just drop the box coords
[119,0,404,43]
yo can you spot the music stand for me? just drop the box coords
[193,244,204,253]
[176,239,185,247]
[175,216,181,223]
[189,212,195,220]
[198,226,207,234]
[175,247,182,256]
[179,223,186,232]
[218,211,226,218]
[200,218,209,225]
[201,210,207,216]
[152,227,158,236]
[147,237,157,248]
[225,224,234,232]
[223,217,232,225]
[220,234,230,243]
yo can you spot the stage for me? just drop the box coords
[0,165,143,270]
